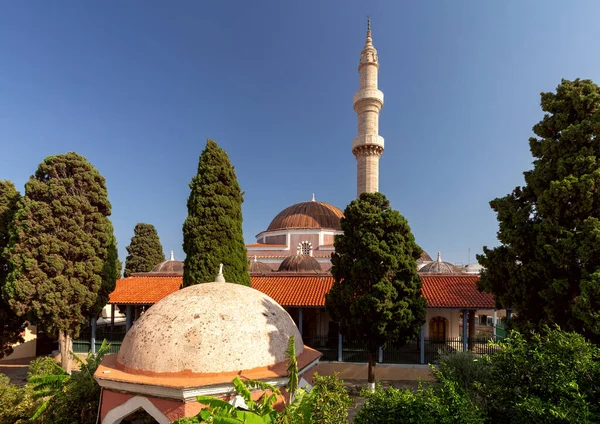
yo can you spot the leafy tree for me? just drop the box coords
[123,223,164,277]
[478,79,600,340]
[325,192,426,388]
[3,152,119,373]
[0,180,27,359]
[183,139,250,286]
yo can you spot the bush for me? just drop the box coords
[0,373,41,424]
[435,350,491,409]
[353,379,485,424]
[306,373,352,424]
[27,356,63,380]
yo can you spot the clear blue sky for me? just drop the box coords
[2,1,599,266]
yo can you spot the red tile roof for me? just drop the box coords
[421,274,494,309]
[108,274,494,310]
[109,276,182,305]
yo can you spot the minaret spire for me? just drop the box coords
[352,17,384,196]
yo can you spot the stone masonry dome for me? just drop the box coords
[267,200,343,231]
[419,252,462,274]
[116,282,303,375]
[278,254,322,273]
[149,251,183,274]
[249,258,273,273]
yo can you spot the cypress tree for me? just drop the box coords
[3,153,119,372]
[124,223,164,277]
[325,192,426,388]
[183,139,250,286]
[478,79,600,341]
[0,180,27,359]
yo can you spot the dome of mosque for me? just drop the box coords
[418,252,462,274]
[149,251,184,274]
[419,251,433,262]
[116,281,303,375]
[249,258,273,273]
[267,200,343,232]
[278,254,323,273]
[464,263,484,274]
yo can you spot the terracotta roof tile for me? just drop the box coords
[109,276,182,305]
[108,274,494,309]
[420,274,494,309]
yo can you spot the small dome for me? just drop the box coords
[464,263,484,274]
[267,201,343,231]
[151,260,184,274]
[116,282,303,375]
[419,252,462,274]
[278,254,322,273]
[419,251,432,262]
[249,258,272,273]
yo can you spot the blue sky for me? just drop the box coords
[1,1,599,266]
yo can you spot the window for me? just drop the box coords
[487,317,493,326]
[479,315,488,326]
[299,241,312,256]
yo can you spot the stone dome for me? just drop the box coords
[419,252,462,274]
[249,258,272,273]
[267,201,343,232]
[150,251,184,274]
[116,282,303,375]
[464,263,484,274]
[278,254,322,273]
[419,251,432,262]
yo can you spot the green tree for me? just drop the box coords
[3,153,119,373]
[0,180,27,359]
[478,79,600,341]
[325,192,426,388]
[183,139,250,286]
[124,223,164,277]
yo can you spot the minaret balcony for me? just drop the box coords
[353,89,384,107]
[352,135,385,152]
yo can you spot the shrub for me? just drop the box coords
[435,350,491,409]
[0,373,41,424]
[306,373,352,424]
[27,356,64,380]
[354,380,485,424]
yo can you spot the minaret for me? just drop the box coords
[352,17,384,196]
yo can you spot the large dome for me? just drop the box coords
[116,282,303,375]
[267,201,343,231]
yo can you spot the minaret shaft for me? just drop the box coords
[352,21,384,197]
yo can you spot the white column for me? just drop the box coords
[493,309,497,341]
[337,332,343,362]
[462,311,468,352]
[91,318,97,354]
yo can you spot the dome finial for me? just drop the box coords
[437,252,442,263]
[253,255,257,262]
[312,193,315,201]
[367,15,371,32]
[169,250,174,261]
[215,263,225,282]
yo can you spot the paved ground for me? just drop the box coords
[0,357,33,386]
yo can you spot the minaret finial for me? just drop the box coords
[367,15,371,32]
[312,193,315,201]
[437,252,442,263]
[169,250,174,261]
[215,263,225,282]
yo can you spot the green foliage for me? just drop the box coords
[481,327,600,424]
[183,139,250,287]
[325,192,426,381]
[478,79,600,340]
[0,373,41,424]
[3,153,119,344]
[435,351,491,409]
[304,373,352,424]
[27,356,65,381]
[354,380,485,424]
[33,340,110,424]
[0,180,27,359]
[124,223,164,277]
[285,336,298,400]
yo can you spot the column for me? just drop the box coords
[91,318,97,354]
[126,305,133,332]
[338,332,343,362]
[378,346,383,363]
[419,324,425,364]
[462,310,468,352]
[493,309,497,341]
[468,311,475,351]
[110,304,115,330]
[298,307,303,337]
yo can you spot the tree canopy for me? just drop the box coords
[0,180,27,359]
[124,223,164,277]
[478,79,600,341]
[183,139,250,286]
[3,152,119,371]
[325,192,426,384]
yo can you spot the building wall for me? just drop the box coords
[424,309,461,339]
[1,324,37,361]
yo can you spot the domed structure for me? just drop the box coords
[267,201,343,231]
[419,251,432,262]
[116,282,303,375]
[149,251,184,275]
[278,254,323,273]
[419,252,462,274]
[464,263,484,274]
[249,257,272,273]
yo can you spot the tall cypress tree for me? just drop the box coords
[3,153,119,373]
[0,180,27,359]
[325,192,426,388]
[478,79,600,341]
[183,139,250,286]
[124,223,164,277]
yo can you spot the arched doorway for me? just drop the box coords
[429,316,447,340]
